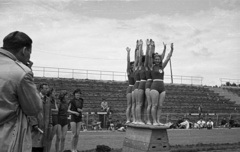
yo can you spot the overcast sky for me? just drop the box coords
[0,0,239,86]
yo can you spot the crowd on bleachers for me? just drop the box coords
[168,117,240,129]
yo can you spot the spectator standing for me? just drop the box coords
[30,83,52,152]
[0,31,42,152]
[68,89,84,152]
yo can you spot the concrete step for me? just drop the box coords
[208,87,240,105]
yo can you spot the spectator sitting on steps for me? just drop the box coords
[197,118,206,129]
[91,119,102,130]
[115,120,126,132]
[229,118,235,129]
[101,98,110,114]
[179,118,190,129]
[206,118,214,129]
[221,118,227,128]
[107,118,115,131]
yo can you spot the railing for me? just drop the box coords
[220,78,240,86]
[32,66,203,85]
[33,66,127,81]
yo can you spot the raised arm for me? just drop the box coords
[144,39,150,69]
[126,47,131,74]
[151,40,155,54]
[134,40,139,71]
[138,39,144,68]
[148,39,155,69]
[162,43,174,69]
[161,42,167,59]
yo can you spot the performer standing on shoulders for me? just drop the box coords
[150,43,173,126]
[126,47,134,124]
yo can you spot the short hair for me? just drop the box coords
[39,83,48,91]
[46,88,54,97]
[2,31,32,52]
[73,88,82,95]
[58,90,68,101]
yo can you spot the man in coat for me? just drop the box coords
[0,31,42,152]
[30,83,53,152]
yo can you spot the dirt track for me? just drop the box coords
[50,128,240,151]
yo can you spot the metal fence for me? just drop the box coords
[220,78,240,86]
[32,66,203,85]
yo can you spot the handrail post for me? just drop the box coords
[125,72,127,81]
[72,69,74,79]
[100,71,102,80]
[86,70,88,79]
[43,67,45,77]
[112,72,114,81]
[58,68,59,78]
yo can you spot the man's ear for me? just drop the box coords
[22,47,28,55]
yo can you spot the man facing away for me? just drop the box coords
[0,31,42,152]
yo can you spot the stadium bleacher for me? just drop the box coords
[34,77,240,127]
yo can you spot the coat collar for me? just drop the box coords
[0,48,18,61]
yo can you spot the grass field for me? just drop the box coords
[50,128,240,152]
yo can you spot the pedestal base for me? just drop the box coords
[122,124,170,152]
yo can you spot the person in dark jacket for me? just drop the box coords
[68,89,84,152]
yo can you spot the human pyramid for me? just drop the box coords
[126,39,174,126]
